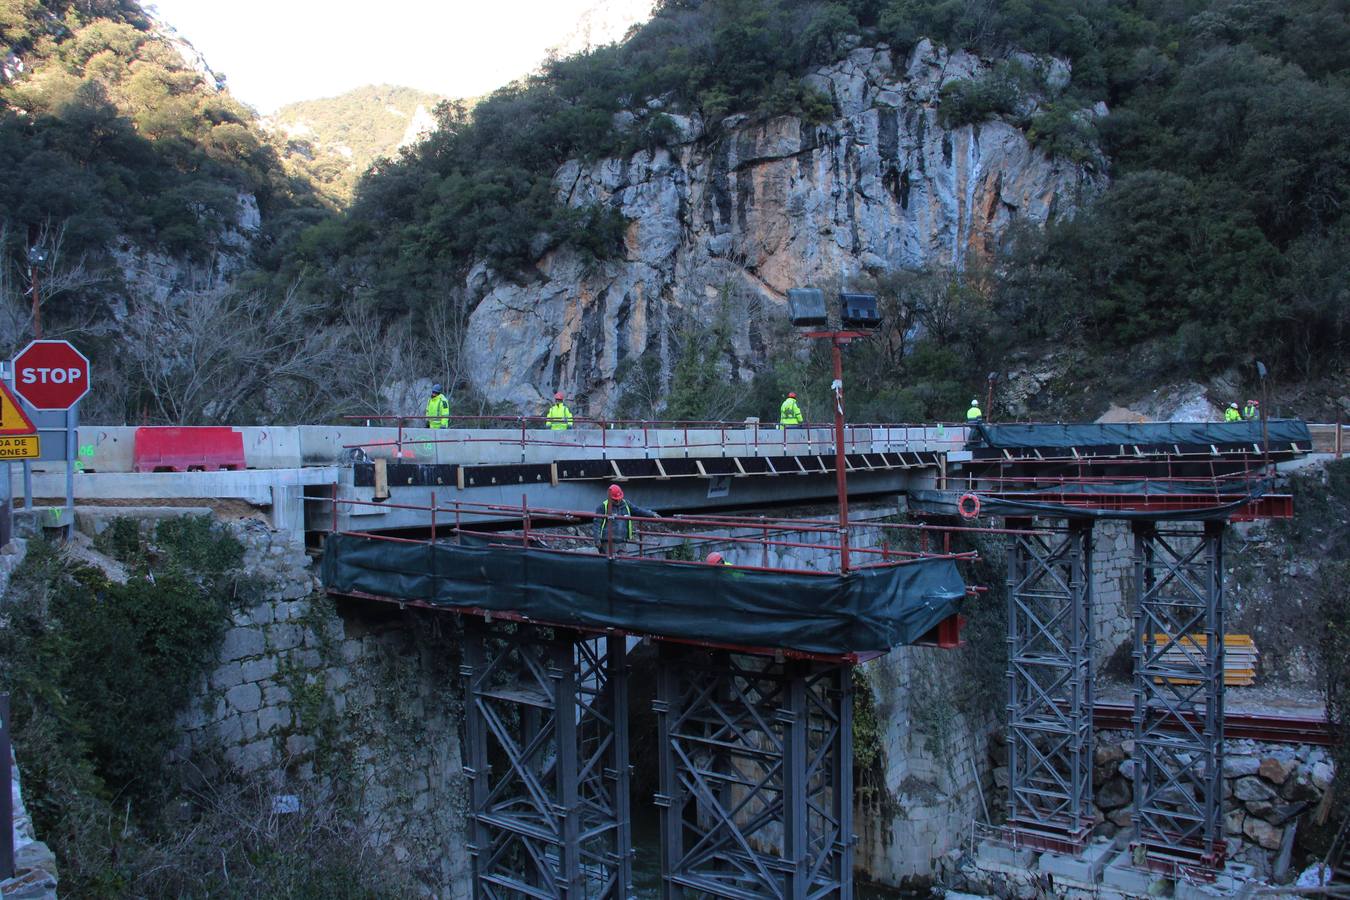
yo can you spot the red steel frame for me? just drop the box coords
[319,493,1035,656]
[963,456,1295,520]
[1092,702,1334,746]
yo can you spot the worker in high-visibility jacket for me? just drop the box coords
[1243,399,1259,421]
[966,398,982,422]
[1224,402,1242,423]
[779,392,803,427]
[594,484,660,551]
[425,383,450,429]
[546,391,574,430]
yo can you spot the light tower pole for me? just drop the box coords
[27,244,49,338]
[802,328,866,571]
[789,289,880,575]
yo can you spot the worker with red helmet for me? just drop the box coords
[779,391,803,428]
[594,484,660,550]
[1243,399,1259,421]
[546,391,574,430]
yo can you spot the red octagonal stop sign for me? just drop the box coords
[13,340,91,410]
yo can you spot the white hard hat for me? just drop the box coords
[971,398,979,405]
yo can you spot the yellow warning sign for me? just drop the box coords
[0,435,38,459]
[0,381,36,436]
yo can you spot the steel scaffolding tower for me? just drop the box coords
[653,644,855,899]
[1004,518,1095,849]
[1130,522,1226,870]
[461,619,633,898]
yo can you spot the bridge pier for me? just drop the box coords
[653,644,855,899]
[1129,522,1226,872]
[461,619,633,898]
[1003,519,1096,850]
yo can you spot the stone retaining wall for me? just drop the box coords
[854,647,997,884]
[165,521,472,897]
[1092,733,1334,874]
[1090,521,1135,666]
[985,731,1335,880]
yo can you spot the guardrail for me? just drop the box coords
[340,415,969,459]
[318,490,1042,577]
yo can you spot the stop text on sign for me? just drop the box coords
[12,340,91,410]
[20,367,84,385]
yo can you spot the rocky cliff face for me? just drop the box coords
[466,39,1104,412]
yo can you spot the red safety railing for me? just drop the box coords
[320,489,1042,578]
[956,454,1293,519]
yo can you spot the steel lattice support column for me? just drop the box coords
[654,644,854,899]
[461,618,633,898]
[1130,521,1226,870]
[1004,518,1096,850]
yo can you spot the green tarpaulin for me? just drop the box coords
[321,533,967,655]
[968,420,1311,451]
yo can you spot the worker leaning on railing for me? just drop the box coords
[594,484,660,550]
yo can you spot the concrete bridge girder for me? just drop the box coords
[322,467,939,534]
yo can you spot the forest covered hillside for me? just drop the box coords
[0,0,319,260]
[273,0,1350,422]
[269,84,444,203]
[0,0,1347,425]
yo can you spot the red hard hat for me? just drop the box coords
[706,552,724,565]
[555,391,564,400]
[1249,399,1258,405]
[608,484,624,501]
[788,391,797,398]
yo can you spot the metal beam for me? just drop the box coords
[1004,518,1095,850]
[653,644,854,898]
[460,618,632,898]
[1130,522,1226,873]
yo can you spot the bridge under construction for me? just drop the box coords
[16,414,1324,897]
[311,415,1312,898]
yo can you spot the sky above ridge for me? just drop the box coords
[143,0,653,112]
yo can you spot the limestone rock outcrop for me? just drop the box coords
[466,40,1104,411]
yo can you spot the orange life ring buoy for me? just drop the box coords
[958,492,981,519]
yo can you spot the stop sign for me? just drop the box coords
[13,340,91,410]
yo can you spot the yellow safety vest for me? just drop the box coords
[426,393,449,429]
[967,406,981,421]
[1243,404,1257,420]
[779,398,803,426]
[1224,407,1242,422]
[546,402,574,430]
[598,500,635,540]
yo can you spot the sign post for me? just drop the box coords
[0,692,10,881]
[0,364,38,548]
[12,341,89,538]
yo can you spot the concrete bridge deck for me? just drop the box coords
[43,423,971,473]
[15,423,962,533]
[7,420,1321,535]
